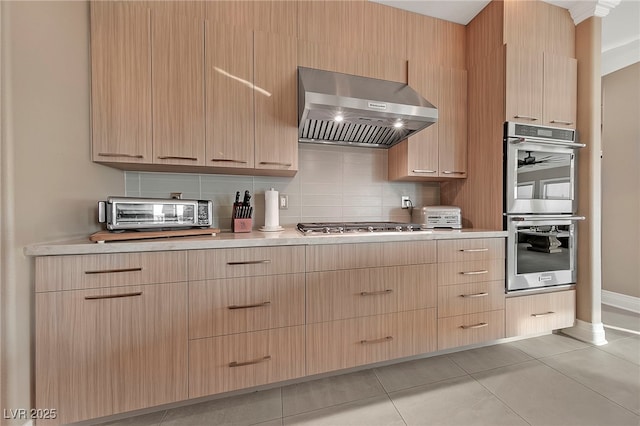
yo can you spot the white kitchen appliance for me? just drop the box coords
[412,206,462,229]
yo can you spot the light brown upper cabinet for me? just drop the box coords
[152,4,205,166]
[205,22,254,169]
[505,46,577,128]
[388,63,467,181]
[254,31,298,175]
[90,1,152,164]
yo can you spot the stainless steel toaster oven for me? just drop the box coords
[98,196,213,231]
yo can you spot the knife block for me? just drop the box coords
[232,218,252,233]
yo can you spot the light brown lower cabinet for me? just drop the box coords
[505,290,575,337]
[35,283,188,426]
[437,309,505,350]
[437,280,506,318]
[189,326,305,398]
[306,309,437,375]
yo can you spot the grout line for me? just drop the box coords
[469,373,533,426]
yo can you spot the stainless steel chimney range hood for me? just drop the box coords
[298,67,438,149]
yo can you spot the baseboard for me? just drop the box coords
[602,290,640,314]
[561,319,608,346]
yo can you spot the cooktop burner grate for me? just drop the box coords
[297,221,426,234]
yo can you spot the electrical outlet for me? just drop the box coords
[279,194,289,210]
[401,196,411,209]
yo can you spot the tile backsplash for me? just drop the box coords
[125,144,440,230]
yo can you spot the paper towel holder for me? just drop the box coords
[259,188,284,232]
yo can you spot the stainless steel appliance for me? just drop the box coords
[412,206,462,229]
[297,222,426,235]
[298,67,438,148]
[98,196,213,231]
[503,122,586,293]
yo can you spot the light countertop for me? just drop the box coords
[24,227,508,257]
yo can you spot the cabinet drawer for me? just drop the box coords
[506,290,575,337]
[437,238,505,263]
[189,246,305,280]
[437,310,505,350]
[438,259,505,286]
[35,251,187,292]
[438,281,505,318]
[189,274,305,339]
[307,264,437,323]
[306,241,436,272]
[189,326,305,397]
[306,309,437,375]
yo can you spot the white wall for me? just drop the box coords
[1,1,123,421]
[601,62,640,298]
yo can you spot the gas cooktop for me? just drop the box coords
[297,221,427,234]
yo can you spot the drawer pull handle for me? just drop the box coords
[460,292,489,298]
[228,301,271,310]
[211,158,248,164]
[157,155,198,161]
[98,152,144,159]
[227,260,271,266]
[460,322,488,330]
[229,355,272,368]
[85,291,143,300]
[259,161,292,167]
[460,270,489,275]
[360,336,393,345]
[550,120,574,126]
[412,169,436,173]
[531,311,555,318]
[442,171,466,175]
[514,115,539,121]
[360,289,393,296]
[459,248,489,252]
[84,267,143,275]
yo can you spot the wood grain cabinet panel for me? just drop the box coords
[306,309,437,375]
[254,31,298,175]
[189,326,305,397]
[35,283,188,425]
[506,290,575,337]
[437,309,505,350]
[505,46,544,124]
[438,281,505,318]
[437,238,505,263]
[90,1,152,164]
[543,53,577,128]
[306,264,437,323]
[189,273,305,339]
[438,258,505,286]
[35,251,187,292]
[438,67,468,178]
[188,246,305,280]
[205,22,254,169]
[152,5,205,166]
[297,0,365,50]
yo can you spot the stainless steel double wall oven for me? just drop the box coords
[503,122,585,293]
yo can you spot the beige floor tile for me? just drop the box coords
[597,335,640,366]
[281,370,386,417]
[389,375,528,426]
[506,333,590,359]
[251,419,284,426]
[605,326,640,342]
[95,411,166,426]
[282,396,405,426]
[447,343,533,374]
[160,389,282,426]
[373,355,467,393]
[541,346,640,414]
[473,360,640,426]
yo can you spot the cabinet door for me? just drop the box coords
[254,31,298,175]
[90,2,152,164]
[407,61,439,178]
[152,5,205,166]
[505,47,544,124]
[438,68,467,178]
[543,53,577,128]
[35,283,187,425]
[205,22,254,169]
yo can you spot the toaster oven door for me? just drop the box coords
[110,200,198,230]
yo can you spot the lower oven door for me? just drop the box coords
[507,215,585,292]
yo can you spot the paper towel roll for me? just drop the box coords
[262,188,281,231]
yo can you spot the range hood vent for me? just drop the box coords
[298,67,437,149]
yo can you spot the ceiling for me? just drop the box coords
[371,0,640,75]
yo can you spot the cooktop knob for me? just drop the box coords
[395,226,403,232]
[367,226,374,232]
[323,227,331,234]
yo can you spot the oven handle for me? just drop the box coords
[510,216,586,222]
[506,136,586,148]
